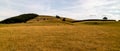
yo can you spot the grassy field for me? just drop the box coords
[0,22,120,51]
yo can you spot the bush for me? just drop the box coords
[56,15,60,19]
[62,18,66,21]
[0,13,39,24]
[103,17,108,20]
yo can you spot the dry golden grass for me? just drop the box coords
[0,22,120,51]
[27,15,74,23]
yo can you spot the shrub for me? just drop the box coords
[56,15,60,19]
[62,18,66,21]
[103,17,108,20]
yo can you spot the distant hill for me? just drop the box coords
[0,13,74,24]
[72,19,116,23]
[1,13,118,24]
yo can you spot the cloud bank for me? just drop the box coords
[0,0,120,20]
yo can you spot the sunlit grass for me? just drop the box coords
[0,22,120,51]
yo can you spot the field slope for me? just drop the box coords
[0,22,120,51]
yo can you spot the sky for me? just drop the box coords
[0,0,120,21]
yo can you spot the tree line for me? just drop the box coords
[0,13,39,24]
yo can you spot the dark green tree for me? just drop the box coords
[62,18,66,21]
[56,15,60,19]
[0,13,39,24]
[103,17,108,20]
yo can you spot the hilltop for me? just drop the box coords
[0,13,74,24]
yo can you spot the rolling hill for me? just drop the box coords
[0,13,120,51]
[0,13,74,24]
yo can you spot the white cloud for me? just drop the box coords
[59,0,120,20]
[0,8,22,21]
[0,0,120,20]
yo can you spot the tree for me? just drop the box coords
[62,18,66,21]
[56,15,60,19]
[103,17,108,20]
[0,13,39,24]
